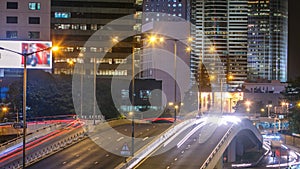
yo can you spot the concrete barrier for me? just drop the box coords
[2,129,86,169]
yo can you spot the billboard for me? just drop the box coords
[0,41,52,69]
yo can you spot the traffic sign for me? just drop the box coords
[13,122,23,129]
[120,143,131,156]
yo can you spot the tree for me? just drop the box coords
[6,70,75,119]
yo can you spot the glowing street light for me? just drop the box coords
[209,45,216,53]
[245,100,251,112]
[146,35,192,122]
[2,106,8,113]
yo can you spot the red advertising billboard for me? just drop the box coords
[0,41,52,69]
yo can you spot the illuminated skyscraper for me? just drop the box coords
[51,0,140,76]
[143,0,188,22]
[190,0,248,91]
[247,0,288,82]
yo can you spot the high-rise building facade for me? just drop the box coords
[143,0,188,22]
[247,0,288,82]
[51,0,140,76]
[190,0,248,91]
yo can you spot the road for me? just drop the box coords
[0,122,84,167]
[135,122,231,169]
[27,123,171,169]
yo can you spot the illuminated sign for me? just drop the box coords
[0,41,52,69]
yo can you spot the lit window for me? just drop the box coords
[91,24,97,30]
[29,2,40,10]
[54,12,71,19]
[90,47,97,52]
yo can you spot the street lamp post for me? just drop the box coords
[93,57,96,125]
[148,35,192,122]
[128,111,134,156]
[173,40,177,122]
[0,46,56,169]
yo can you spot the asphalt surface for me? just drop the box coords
[135,122,231,169]
[0,124,84,167]
[27,123,171,169]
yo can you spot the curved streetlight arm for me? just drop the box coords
[0,47,23,56]
[0,46,52,56]
[25,47,52,56]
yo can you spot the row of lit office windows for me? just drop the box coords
[53,23,141,32]
[55,58,127,65]
[54,68,128,76]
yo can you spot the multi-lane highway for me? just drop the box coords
[27,122,171,169]
[135,122,230,169]
[0,121,84,168]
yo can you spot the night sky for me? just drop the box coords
[288,0,300,81]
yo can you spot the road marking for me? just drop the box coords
[92,137,99,141]
[142,137,149,141]
[177,122,206,148]
[117,137,124,142]
[133,143,165,169]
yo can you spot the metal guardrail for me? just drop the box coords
[200,124,235,169]
[200,118,263,169]
[115,119,198,169]
[0,123,63,153]
[2,129,86,169]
